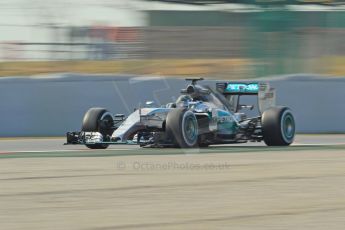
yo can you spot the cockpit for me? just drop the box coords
[177,85,229,111]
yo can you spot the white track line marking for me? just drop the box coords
[0,148,134,154]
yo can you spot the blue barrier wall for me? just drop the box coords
[0,74,344,136]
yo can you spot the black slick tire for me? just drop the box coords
[262,106,295,146]
[81,108,114,149]
[166,108,199,148]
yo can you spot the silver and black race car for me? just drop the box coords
[66,78,295,149]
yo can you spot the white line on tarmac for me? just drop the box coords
[0,148,134,154]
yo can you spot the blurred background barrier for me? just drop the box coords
[0,74,344,137]
[1,1,344,78]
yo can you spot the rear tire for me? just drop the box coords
[166,109,199,148]
[262,107,295,146]
[81,108,114,149]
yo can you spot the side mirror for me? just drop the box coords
[145,101,155,107]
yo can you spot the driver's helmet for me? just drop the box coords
[176,95,192,104]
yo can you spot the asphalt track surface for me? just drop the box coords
[0,135,345,230]
[1,134,345,156]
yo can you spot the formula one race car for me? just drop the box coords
[66,78,295,149]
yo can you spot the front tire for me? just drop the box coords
[262,107,295,146]
[81,108,114,149]
[166,109,199,148]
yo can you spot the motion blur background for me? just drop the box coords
[1,0,344,78]
[0,0,345,136]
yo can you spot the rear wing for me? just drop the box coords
[216,82,276,114]
[216,82,259,95]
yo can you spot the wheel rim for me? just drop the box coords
[182,112,198,146]
[281,112,295,143]
[99,112,114,135]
